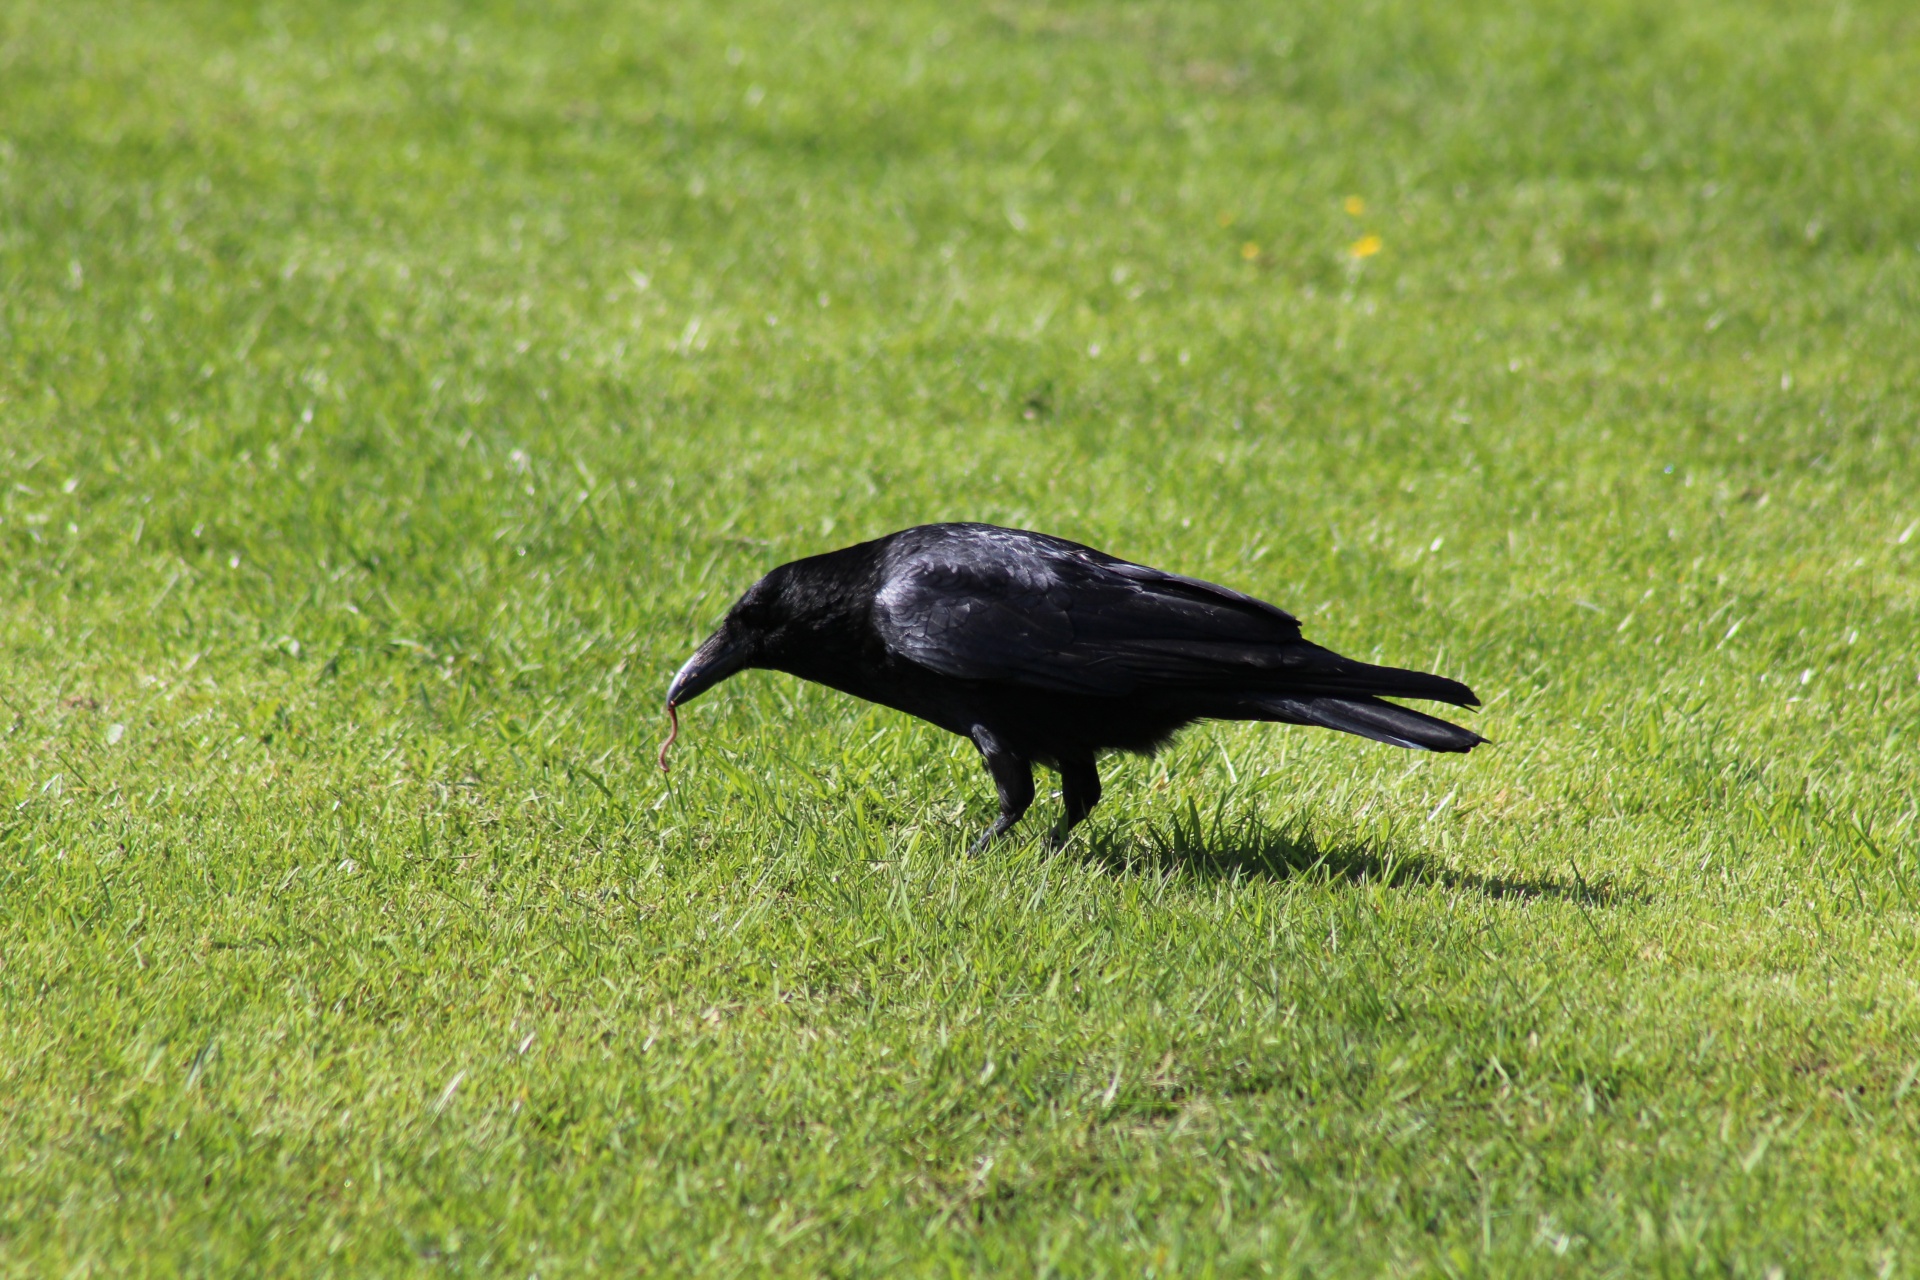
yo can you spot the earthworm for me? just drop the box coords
[658,702,679,773]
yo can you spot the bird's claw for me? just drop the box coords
[968,812,1026,855]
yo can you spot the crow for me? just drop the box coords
[666,523,1483,850]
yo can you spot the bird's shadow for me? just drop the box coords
[1071,810,1629,907]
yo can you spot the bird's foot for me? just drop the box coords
[968,812,1025,855]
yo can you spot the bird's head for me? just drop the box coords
[665,566,802,708]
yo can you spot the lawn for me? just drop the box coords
[4,0,1920,1273]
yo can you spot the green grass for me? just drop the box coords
[4,0,1920,1273]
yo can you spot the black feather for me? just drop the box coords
[667,523,1487,849]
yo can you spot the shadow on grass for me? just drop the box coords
[1075,809,1631,907]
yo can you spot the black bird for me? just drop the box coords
[666,523,1483,850]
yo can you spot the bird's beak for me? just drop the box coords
[666,628,749,707]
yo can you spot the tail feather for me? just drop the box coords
[1236,693,1486,753]
[1284,654,1480,708]
[1121,638,1480,707]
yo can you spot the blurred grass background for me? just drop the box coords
[3,0,1919,1274]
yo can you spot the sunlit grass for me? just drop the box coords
[3,0,1920,1274]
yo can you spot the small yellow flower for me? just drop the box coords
[1217,211,1236,227]
[1240,241,1261,261]
[1349,234,1382,259]
[1344,195,1366,215]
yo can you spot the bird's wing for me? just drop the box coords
[872,525,1312,696]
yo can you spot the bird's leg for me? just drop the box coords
[1053,755,1102,845]
[968,727,1034,854]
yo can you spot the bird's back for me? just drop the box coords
[872,523,1471,702]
